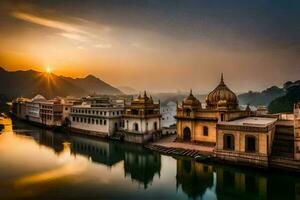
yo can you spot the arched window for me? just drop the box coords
[185,108,191,117]
[223,134,235,150]
[245,136,256,152]
[203,126,209,136]
[134,123,139,131]
[154,122,158,130]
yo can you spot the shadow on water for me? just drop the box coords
[1,118,300,200]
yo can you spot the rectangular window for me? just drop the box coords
[203,126,209,136]
[245,136,256,152]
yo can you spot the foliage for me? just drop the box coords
[268,85,300,114]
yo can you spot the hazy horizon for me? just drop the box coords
[1,0,299,93]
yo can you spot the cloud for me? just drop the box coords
[94,43,112,49]
[60,32,88,42]
[11,11,87,34]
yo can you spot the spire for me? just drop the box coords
[190,89,193,96]
[220,73,225,85]
[144,90,147,97]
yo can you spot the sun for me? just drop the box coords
[46,67,52,74]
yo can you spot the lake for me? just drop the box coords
[0,117,299,200]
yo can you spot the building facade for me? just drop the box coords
[121,91,161,143]
[215,117,277,167]
[12,97,30,119]
[176,74,250,145]
[25,94,47,123]
[40,99,64,127]
[70,97,123,138]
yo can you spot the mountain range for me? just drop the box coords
[238,80,300,107]
[0,67,122,99]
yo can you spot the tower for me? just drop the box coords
[294,102,300,160]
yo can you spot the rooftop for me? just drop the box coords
[219,117,277,127]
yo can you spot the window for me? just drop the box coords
[185,108,191,117]
[154,122,158,131]
[223,134,235,150]
[100,119,103,125]
[203,126,209,136]
[221,113,225,121]
[245,136,256,152]
[134,123,139,131]
[104,120,107,125]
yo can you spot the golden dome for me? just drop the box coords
[183,90,201,107]
[206,74,238,110]
[133,91,153,104]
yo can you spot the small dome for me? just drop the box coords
[183,90,201,107]
[133,91,153,104]
[206,74,238,110]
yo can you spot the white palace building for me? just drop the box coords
[70,96,124,138]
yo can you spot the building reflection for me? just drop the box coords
[216,167,267,200]
[175,158,300,200]
[11,126,162,189]
[176,158,215,199]
[123,144,161,189]
[70,135,124,166]
[38,130,65,154]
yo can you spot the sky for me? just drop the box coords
[0,0,299,93]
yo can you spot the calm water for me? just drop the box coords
[0,117,300,200]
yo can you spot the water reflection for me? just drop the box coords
[176,159,215,199]
[1,118,300,200]
[12,121,162,189]
[175,157,300,200]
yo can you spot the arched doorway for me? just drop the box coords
[183,127,191,141]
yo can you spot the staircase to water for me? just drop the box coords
[271,125,294,159]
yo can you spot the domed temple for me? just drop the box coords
[176,74,282,168]
[122,91,162,143]
[206,73,239,110]
[176,74,250,145]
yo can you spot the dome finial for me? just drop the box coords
[220,73,224,85]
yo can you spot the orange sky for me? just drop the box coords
[0,0,299,93]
